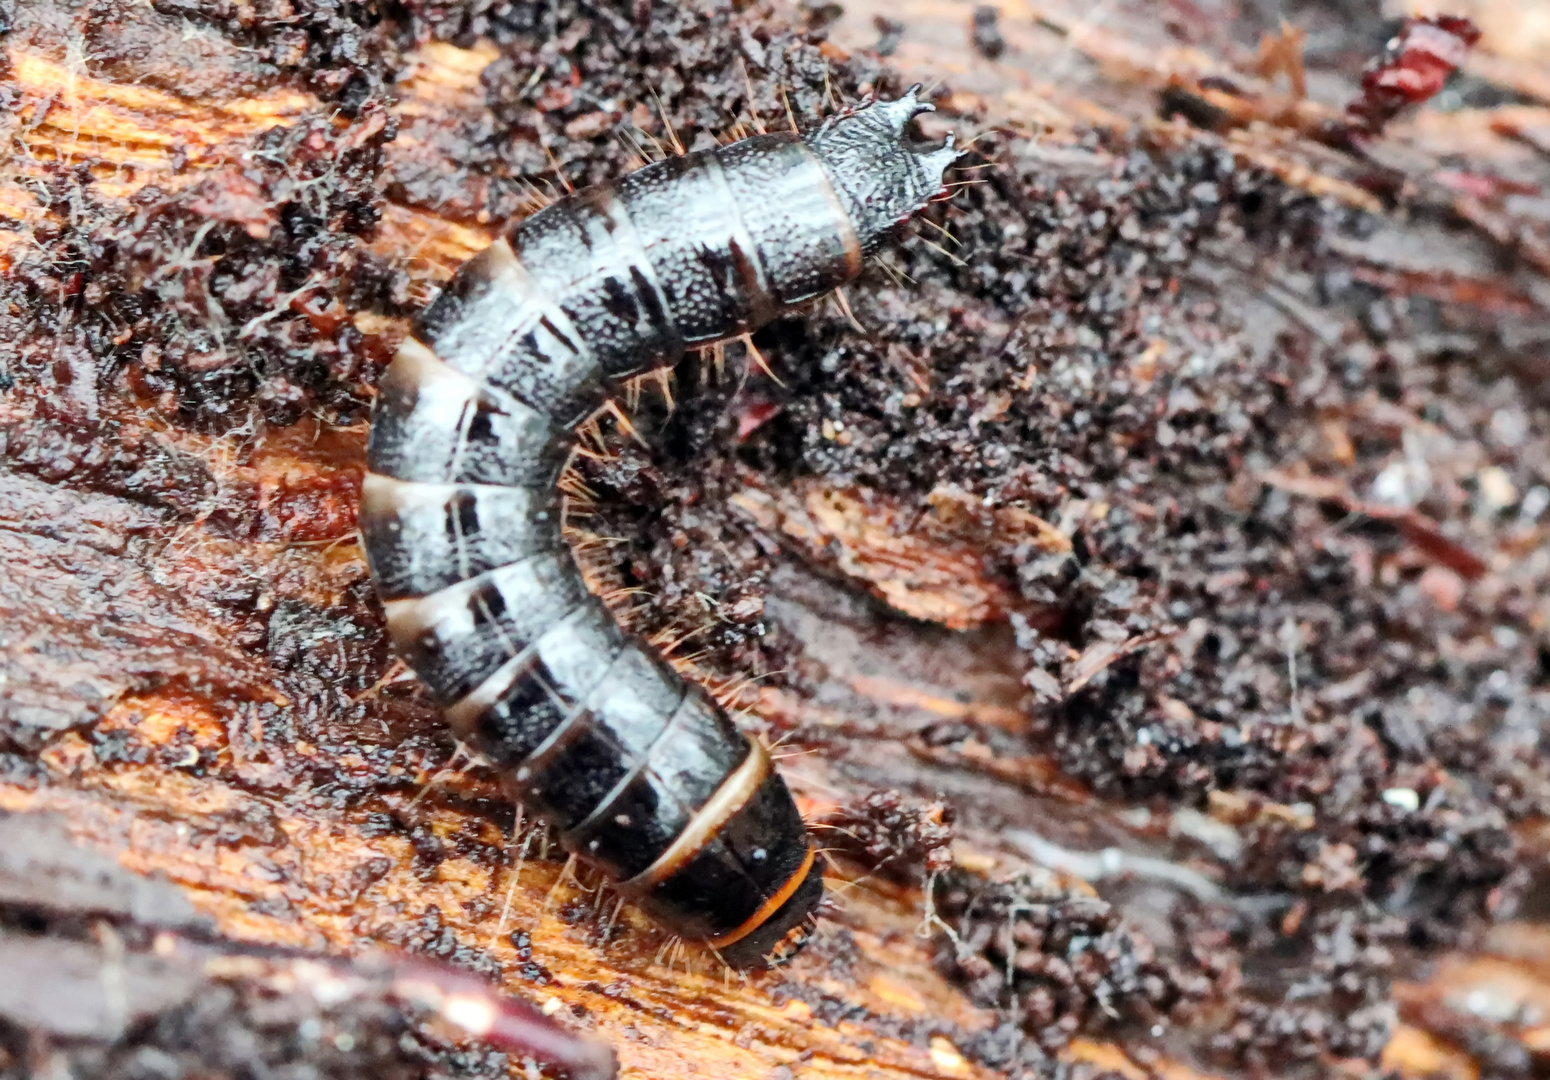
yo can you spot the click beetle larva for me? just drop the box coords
[360,87,959,967]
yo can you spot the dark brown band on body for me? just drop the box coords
[620,739,771,892]
[562,680,690,845]
[795,142,864,281]
[697,153,777,332]
[600,189,684,353]
[704,843,817,950]
[444,647,539,732]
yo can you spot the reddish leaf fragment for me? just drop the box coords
[288,955,617,1080]
[735,398,781,441]
[1433,170,1541,200]
[1347,16,1482,136]
[186,172,277,239]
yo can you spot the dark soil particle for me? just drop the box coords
[933,867,1217,1052]
[146,0,395,103]
[820,789,956,885]
[1,109,404,438]
[970,5,1006,60]
[1208,901,1404,1074]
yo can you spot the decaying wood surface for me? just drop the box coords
[4,0,1550,1078]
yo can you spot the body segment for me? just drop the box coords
[361,89,957,966]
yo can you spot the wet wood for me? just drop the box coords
[5,0,1550,1078]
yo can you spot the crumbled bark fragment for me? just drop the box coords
[1207,903,1404,1075]
[932,867,1217,1052]
[970,6,1005,60]
[147,0,397,103]
[2,107,404,435]
[821,789,956,884]
[0,814,205,934]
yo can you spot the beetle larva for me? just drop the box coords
[360,87,958,967]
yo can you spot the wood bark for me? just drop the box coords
[4,1,1550,1079]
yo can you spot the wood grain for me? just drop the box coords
[5,1,1550,1077]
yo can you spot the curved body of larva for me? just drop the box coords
[360,89,958,967]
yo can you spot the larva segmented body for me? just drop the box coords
[360,89,958,967]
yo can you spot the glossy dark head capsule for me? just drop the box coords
[805,86,961,257]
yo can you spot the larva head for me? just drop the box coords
[805,85,962,256]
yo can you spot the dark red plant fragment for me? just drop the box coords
[1346,16,1482,136]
